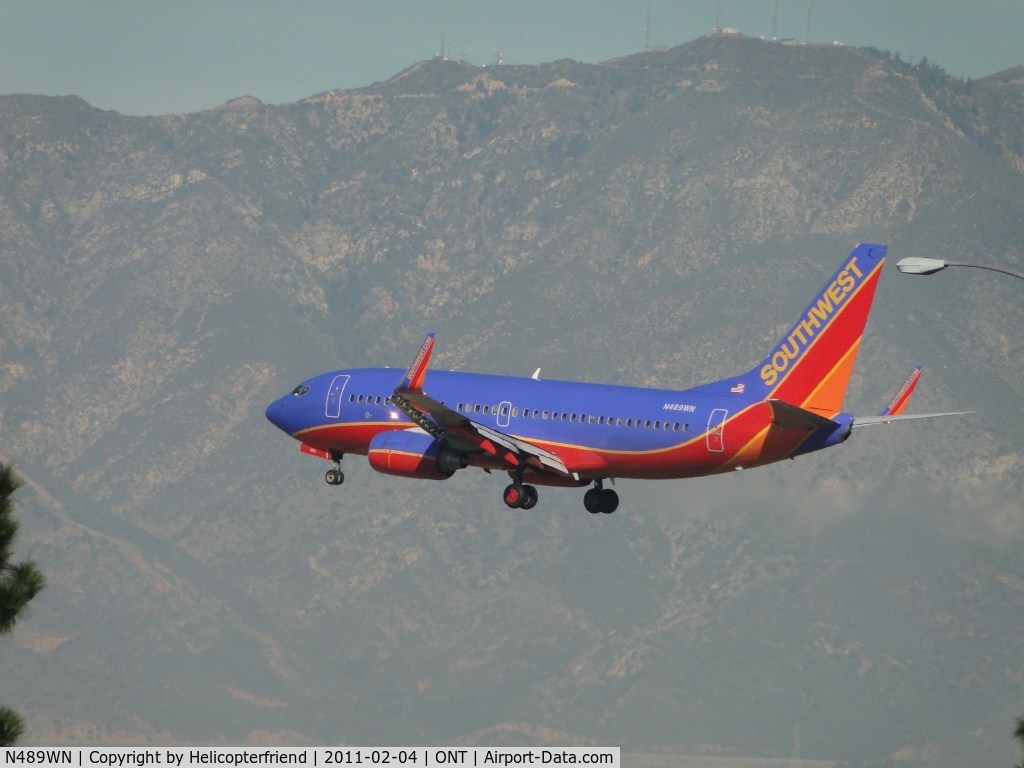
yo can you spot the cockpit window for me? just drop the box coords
[291,385,310,397]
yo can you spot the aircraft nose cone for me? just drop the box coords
[265,398,291,433]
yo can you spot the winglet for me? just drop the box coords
[398,333,436,394]
[853,365,972,428]
[879,365,924,416]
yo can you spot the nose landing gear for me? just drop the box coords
[324,454,345,486]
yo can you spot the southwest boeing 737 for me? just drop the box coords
[266,243,966,513]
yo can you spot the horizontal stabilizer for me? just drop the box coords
[853,411,972,428]
[767,398,839,431]
[855,366,971,427]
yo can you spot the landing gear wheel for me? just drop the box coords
[520,485,539,510]
[599,489,619,514]
[503,483,526,509]
[325,468,345,486]
[584,486,618,514]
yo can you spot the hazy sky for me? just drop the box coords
[2,0,1022,116]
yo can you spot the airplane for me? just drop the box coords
[265,243,968,514]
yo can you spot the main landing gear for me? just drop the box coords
[583,480,619,515]
[502,475,619,514]
[325,455,345,486]
[503,481,539,510]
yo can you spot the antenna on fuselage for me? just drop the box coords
[532,368,542,380]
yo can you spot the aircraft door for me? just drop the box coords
[706,408,728,453]
[325,374,350,419]
[497,401,512,428]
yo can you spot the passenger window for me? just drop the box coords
[542,411,549,420]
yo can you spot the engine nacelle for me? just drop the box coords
[367,430,468,480]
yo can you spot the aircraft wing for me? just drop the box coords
[394,390,572,476]
[852,366,971,428]
[391,334,573,477]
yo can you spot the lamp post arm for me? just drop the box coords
[945,262,1024,281]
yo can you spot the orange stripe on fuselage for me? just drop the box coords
[296,422,408,455]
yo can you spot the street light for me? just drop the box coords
[896,257,1024,280]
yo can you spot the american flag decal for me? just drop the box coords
[730,383,746,394]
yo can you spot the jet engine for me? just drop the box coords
[367,430,469,480]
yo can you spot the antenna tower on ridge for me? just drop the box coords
[644,3,651,51]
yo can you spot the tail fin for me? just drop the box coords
[726,243,887,416]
